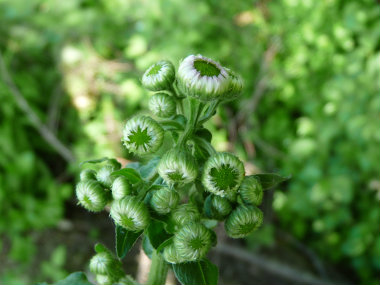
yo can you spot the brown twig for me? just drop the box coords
[214,243,350,285]
[0,51,75,163]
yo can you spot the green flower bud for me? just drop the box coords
[170,203,201,229]
[149,92,176,118]
[110,196,150,232]
[111,176,133,200]
[225,205,263,238]
[96,274,114,285]
[157,149,198,185]
[177,54,230,101]
[222,68,243,101]
[89,252,115,275]
[122,115,164,155]
[239,177,263,206]
[96,164,118,188]
[76,180,108,212]
[142,60,175,91]
[173,223,213,262]
[162,244,186,264]
[202,152,245,198]
[204,195,232,220]
[80,169,96,181]
[150,187,180,215]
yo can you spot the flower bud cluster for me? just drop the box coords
[89,249,124,285]
[77,55,270,276]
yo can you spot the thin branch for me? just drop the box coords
[214,243,350,285]
[0,51,75,163]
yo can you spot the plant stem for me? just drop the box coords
[177,97,204,146]
[146,250,168,285]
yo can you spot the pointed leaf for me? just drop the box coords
[115,224,142,259]
[53,272,93,285]
[250,173,291,190]
[172,259,218,285]
[112,168,142,184]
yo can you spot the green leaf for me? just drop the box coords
[112,168,142,184]
[94,243,108,254]
[115,224,143,259]
[53,272,93,285]
[142,235,154,259]
[251,173,291,190]
[146,219,172,249]
[156,237,174,253]
[195,128,212,142]
[79,157,111,166]
[160,120,185,131]
[139,156,160,179]
[172,259,218,285]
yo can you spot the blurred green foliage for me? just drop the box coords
[0,0,379,284]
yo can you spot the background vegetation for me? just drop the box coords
[0,0,379,284]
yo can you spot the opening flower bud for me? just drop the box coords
[150,187,180,215]
[177,54,230,101]
[111,176,133,200]
[170,203,201,229]
[110,196,150,232]
[80,169,96,181]
[96,164,118,188]
[157,149,198,185]
[204,195,232,220]
[239,177,263,206]
[76,180,108,212]
[162,244,186,264]
[122,115,164,155]
[225,205,263,238]
[222,68,243,101]
[142,60,175,91]
[202,152,245,198]
[149,92,176,118]
[173,223,213,262]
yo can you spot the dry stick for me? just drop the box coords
[214,243,350,285]
[0,52,75,163]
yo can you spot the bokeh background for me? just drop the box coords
[0,0,379,284]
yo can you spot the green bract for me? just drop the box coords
[239,176,263,206]
[76,180,108,212]
[122,115,164,155]
[202,152,245,197]
[89,252,115,275]
[96,164,119,188]
[162,244,186,264]
[80,169,96,181]
[157,149,198,185]
[170,203,201,229]
[204,194,232,220]
[149,92,176,118]
[225,205,263,238]
[177,54,230,101]
[142,60,175,91]
[110,196,150,232]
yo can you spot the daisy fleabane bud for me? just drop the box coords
[204,194,232,220]
[76,180,108,212]
[157,149,198,185]
[80,169,96,181]
[170,203,201,229]
[225,205,263,238]
[222,68,243,101]
[110,196,150,232]
[96,163,119,188]
[111,176,133,200]
[173,222,213,262]
[122,115,164,155]
[150,187,180,215]
[202,152,245,198]
[149,92,176,118]
[162,244,186,264]
[142,60,175,91]
[177,54,230,101]
[239,176,263,206]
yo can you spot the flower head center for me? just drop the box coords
[210,164,239,190]
[167,171,184,182]
[193,59,221,77]
[147,64,162,76]
[189,237,205,250]
[128,126,151,149]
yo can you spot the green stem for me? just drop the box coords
[177,97,204,146]
[146,250,168,285]
[198,99,220,126]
